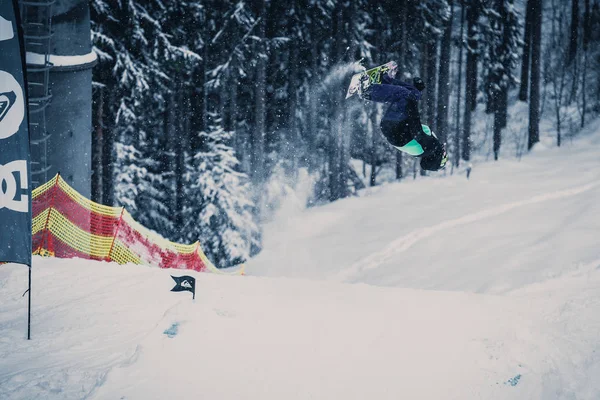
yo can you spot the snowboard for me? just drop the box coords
[345,60,398,99]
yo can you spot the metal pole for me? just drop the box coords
[28,265,31,340]
[22,265,32,339]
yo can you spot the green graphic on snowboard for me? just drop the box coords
[346,60,398,99]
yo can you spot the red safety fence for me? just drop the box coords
[31,174,243,275]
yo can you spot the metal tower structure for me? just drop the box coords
[18,0,54,188]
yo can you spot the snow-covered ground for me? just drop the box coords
[1,121,600,399]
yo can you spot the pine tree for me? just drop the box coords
[184,124,261,267]
[91,0,199,214]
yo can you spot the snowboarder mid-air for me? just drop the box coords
[357,69,448,171]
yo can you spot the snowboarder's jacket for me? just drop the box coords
[367,74,445,171]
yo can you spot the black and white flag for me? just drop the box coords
[171,275,196,299]
[0,0,31,266]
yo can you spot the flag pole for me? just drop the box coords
[22,264,32,339]
[27,265,31,340]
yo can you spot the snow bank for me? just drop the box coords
[2,257,599,400]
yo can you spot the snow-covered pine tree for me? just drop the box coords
[92,0,200,237]
[183,122,260,268]
[113,142,174,236]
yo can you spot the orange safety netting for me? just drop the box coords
[31,174,243,275]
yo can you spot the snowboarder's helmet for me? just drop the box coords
[420,143,448,171]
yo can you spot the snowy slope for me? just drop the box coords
[2,258,599,400]
[1,123,600,399]
[251,120,600,293]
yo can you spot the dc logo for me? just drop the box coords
[0,160,29,213]
[0,70,24,140]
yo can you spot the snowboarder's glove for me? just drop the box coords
[413,77,425,91]
[358,73,372,100]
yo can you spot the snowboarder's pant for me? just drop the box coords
[380,119,413,148]
[380,119,440,156]
[368,83,414,104]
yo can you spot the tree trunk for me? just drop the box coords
[174,89,187,231]
[455,0,466,166]
[493,89,507,160]
[328,5,347,201]
[340,0,357,193]
[400,0,408,73]
[583,0,591,50]
[436,0,453,145]
[419,41,430,128]
[493,0,510,160]
[463,0,479,161]
[102,89,116,206]
[466,2,479,113]
[395,152,403,180]
[288,3,300,175]
[567,0,580,65]
[519,0,534,101]
[426,38,438,129]
[397,0,407,179]
[581,48,588,127]
[252,0,267,185]
[528,0,542,149]
[166,88,178,214]
[92,86,104,203]
[229,65,240,148]
[419,41,429,176]
[581,0,590,127]
[308,10,319,173]
[369,108,377,187]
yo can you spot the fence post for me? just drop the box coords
[108,207,125,261]
[107,207,125,262]
[194,241,201,271]
[39,173,61,255]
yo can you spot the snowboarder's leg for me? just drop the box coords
[366,83,413,103]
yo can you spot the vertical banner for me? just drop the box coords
[0,0,32,266]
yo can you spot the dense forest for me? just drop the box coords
[90,0,600,267]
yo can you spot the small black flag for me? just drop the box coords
[171,275,196,299]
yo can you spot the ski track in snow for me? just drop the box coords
[339,180,600,282]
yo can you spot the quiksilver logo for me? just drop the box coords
[0,91,16,121]
[0,160,29,213]
[181,280,192,289]
[0,70,24,139]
